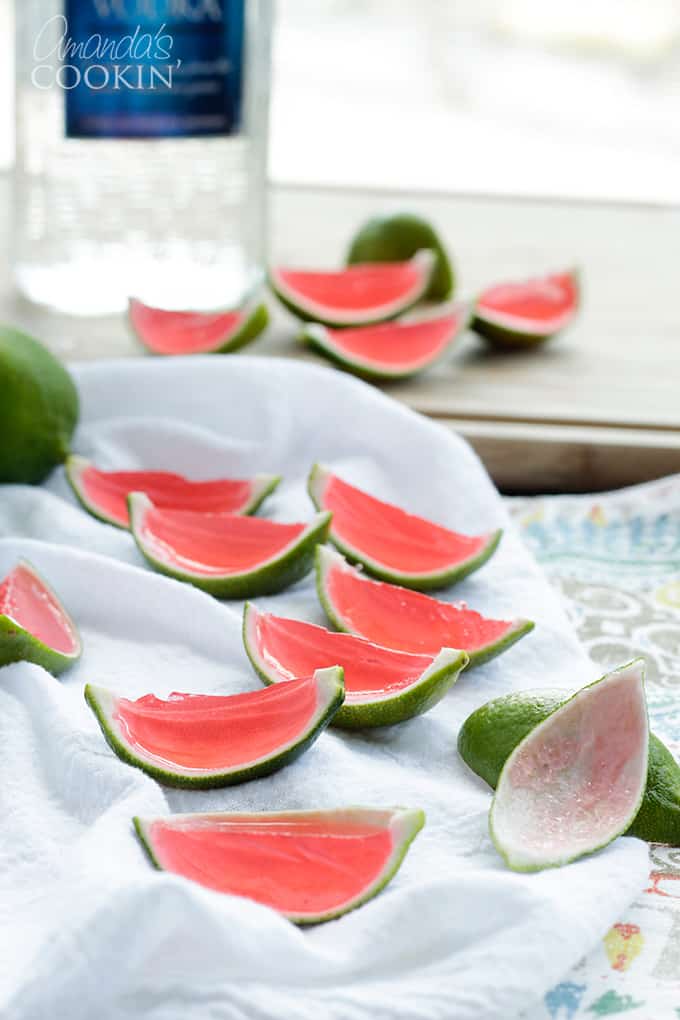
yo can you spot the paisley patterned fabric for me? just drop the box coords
[510,478,680,1019]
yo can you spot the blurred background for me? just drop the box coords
[1,0,679,490]
[2,0,679,202]
[270,0,680,203]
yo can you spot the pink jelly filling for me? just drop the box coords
[0,563,76,655]
[326,311,461,369]
[478,272,576,324]
[130,300,245,355]
[148,813,394,914]
[251,610,433,700]
[81,465,257,528]
[326,560,512,655]
[113,679,319,769]
[277,260,423,313]
[140,507,305,576]
[320,473,488,574]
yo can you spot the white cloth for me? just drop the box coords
[0,357,648,1020]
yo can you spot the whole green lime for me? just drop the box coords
[0,326,79,484]
[346,213,455,301]
[458,689,680,845]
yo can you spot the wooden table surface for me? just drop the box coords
[2,179,679,493]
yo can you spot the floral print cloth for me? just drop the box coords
[510,477,680,1019]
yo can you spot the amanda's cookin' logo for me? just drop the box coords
[32,2,223,91]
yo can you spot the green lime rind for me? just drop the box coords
[0,612,79,677]
[214,302,269,354]
[128,492,331,599]
[315,544,533,669]
[299,322,414,382]
[299,303,471,383]
[268,251,435,328]
[65,454,281,531]
[242,475,283,515]
[471,317,549,349]
[133,806,425,925]
[471,268,580,349]
[346,213,455,301]
[0,560,81,677]
[128,300,269,356]
[330,646,468,730]
[459,684,680,845]
[242,601,469,729]
[308,463,502,592]
[488,660,650,871]
[465,619,535,669]
[314,544,357,633]
[133,815,163,870]
[84,668,345,790]
[629,736,680,844]
[0,326,79,484]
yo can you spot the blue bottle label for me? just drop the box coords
[57,1,244,138]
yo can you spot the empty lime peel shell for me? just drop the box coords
[489,660,649,872]
[459,685,680,845]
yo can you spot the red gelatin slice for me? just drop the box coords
[474,269,579,344]
[270,252,434,326]
[85,670,344,788]
[303,303,470,379]
[138,507,305,576]
[67,455,279,529]
[129,299,268,355]
[128,494,331,598]
[316,545,532,667]
[243,603,468,728]
[309,464,501,589]
[134,806,425,923]
[0,561,77,655]
[0,560,81,676]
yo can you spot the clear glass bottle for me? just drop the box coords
[13,1,271,316]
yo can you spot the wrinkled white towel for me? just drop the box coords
[0,357,648,1020]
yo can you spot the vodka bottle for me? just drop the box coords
[13,1,272,316]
